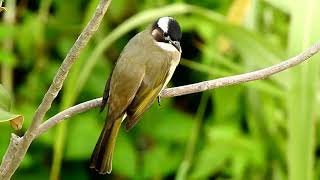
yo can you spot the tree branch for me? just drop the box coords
[36,98,102,137]
[32,40,320,138]
[160,41,320,97]
[0,0,112,179]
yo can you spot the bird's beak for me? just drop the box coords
[170,40,181,52]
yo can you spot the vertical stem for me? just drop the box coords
[50,121,67,180]
[49,1,101,178]
[1,0,16,93]
[287,1,320,180]
[175,93,209,180]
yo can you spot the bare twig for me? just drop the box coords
[32,40,320,138]
[0,0,112,179]
[36,98,102,137]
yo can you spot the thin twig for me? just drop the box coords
[36,98,102,137]
[0,0,112,179]
[33,40,320,138]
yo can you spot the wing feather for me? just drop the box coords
[125,63,170,130]
[106,34,146,128]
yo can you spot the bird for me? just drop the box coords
[90,16,182,174]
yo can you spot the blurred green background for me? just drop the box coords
[1,0,320,179]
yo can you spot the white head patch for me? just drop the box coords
[157,17,172,33]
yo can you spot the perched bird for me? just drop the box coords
[90,16,182,174]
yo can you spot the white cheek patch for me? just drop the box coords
[157,17,171,33]
[156,42,177,52]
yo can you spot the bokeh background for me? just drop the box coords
[1,0,320,179]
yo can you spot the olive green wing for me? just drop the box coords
[106,41,146,129]
[107,62,145,123]
[125,64,170,130]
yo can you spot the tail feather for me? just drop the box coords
[90,117,122,174]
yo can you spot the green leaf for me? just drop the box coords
[287,0,320,180]
[0,108,24,130]
[0,84,23,130]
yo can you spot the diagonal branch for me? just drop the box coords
[34,40,320,137]
[0,0,113,179]
[36,98,103,137]
[25,0,112,139]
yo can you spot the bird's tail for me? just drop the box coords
[90,117,122,174]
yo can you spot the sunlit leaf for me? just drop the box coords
[0,108,24,130]
[287,0,320,179]
[0,84,24,130]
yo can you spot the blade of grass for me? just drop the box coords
[287,1,320,180]
[175,92,209,180]
[1,0,16,93]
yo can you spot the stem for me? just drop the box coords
[175,93,209,180]
[1,0,16,93]
[50,121,67,180]
[287,1,320,180]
